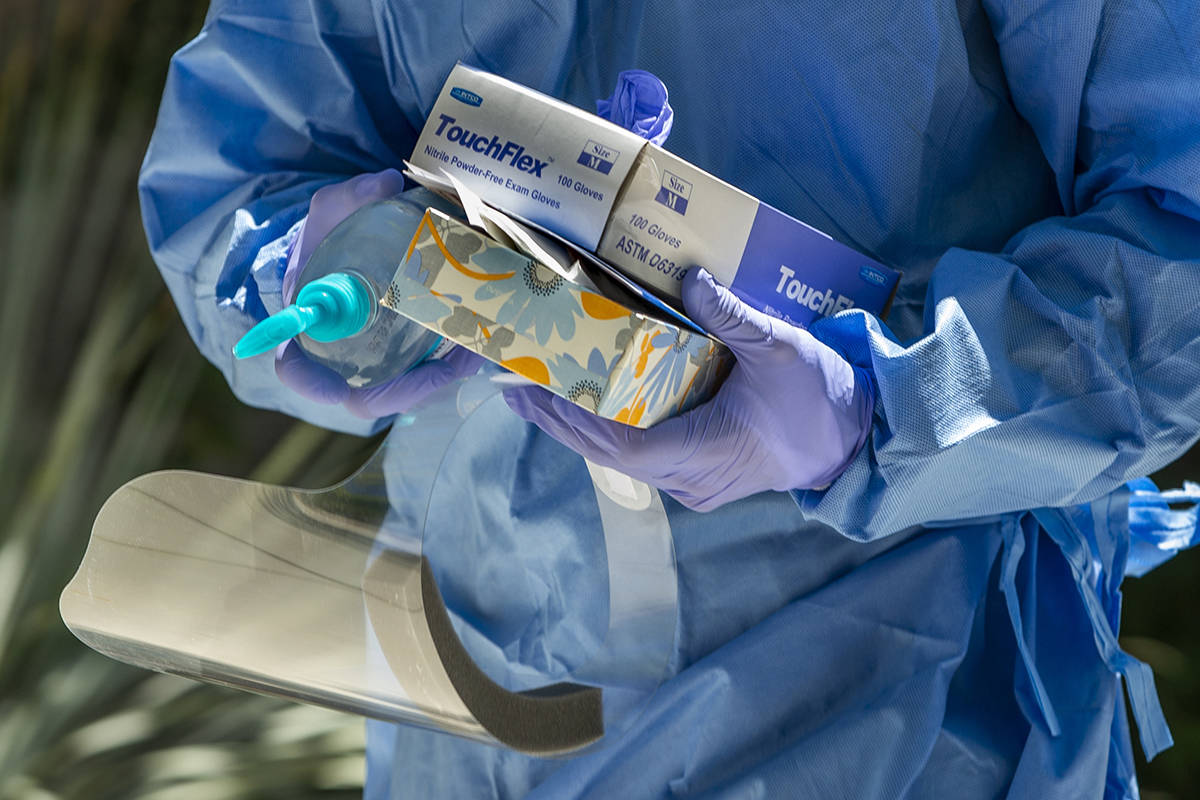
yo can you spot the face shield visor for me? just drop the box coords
[61,372,677,755]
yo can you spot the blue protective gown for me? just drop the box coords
[138,1,1200,797]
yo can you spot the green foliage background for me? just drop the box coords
[0,1,1196,797]
[0,1,382,797]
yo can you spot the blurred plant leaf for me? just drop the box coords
[0,2,372,797]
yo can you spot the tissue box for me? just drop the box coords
[382,209,732,428]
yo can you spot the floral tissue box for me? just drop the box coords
[382,208,732,428]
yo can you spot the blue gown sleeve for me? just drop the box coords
[137,0,417,434]
[798,0,1200,541]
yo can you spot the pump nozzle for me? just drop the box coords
[234,272,374,359]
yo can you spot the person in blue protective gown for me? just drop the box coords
[138,2,1200,798]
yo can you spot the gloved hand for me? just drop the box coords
[595,69,673,145]
[503,268,875,511]
[275,169,482,419]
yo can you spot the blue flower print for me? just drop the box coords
[473,260,583,346]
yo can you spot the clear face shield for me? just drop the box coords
[60,373,678,756]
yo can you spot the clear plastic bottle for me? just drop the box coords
[235,188,455,389]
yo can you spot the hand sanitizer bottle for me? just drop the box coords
[233,189,454,388]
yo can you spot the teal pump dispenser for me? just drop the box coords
[233,190,452,389]
[234,272,376,358]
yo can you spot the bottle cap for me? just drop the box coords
[233,272,373,358]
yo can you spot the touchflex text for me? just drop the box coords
[433,114,548,177]
[775,266,854,316]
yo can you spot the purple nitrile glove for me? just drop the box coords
[503,268,874,512]
[275,169,482,419]
[595,70,673,146]
[275,339,483,418]
[282,169,405,303]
